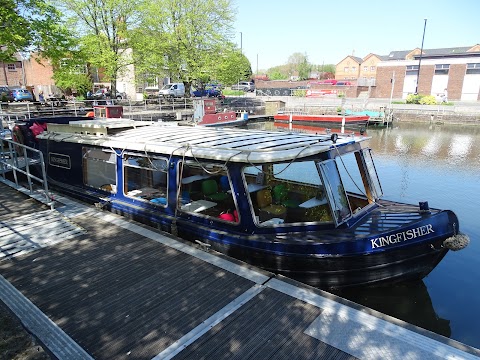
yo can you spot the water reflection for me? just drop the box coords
[263,121,480,172]
[332,281,451,338]
[367,123,480,172]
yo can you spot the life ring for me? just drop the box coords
[86,111,94,117]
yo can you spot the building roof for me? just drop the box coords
[385,45,479,61]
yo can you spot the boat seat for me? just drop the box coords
[202,179,229,202]
[219,175,230,191]
[256,189,286,222]
[272,184,300,208]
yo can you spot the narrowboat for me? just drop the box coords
[274,112,370,127]
[36,120,468,289]
[192,98,249,127]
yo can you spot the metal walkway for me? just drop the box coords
[0,181,479,360]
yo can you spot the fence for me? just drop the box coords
[0,97,195,120]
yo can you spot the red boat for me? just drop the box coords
[273,121,367,136]
[274,113,369,126]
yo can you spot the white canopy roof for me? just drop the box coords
[38,121,369,163]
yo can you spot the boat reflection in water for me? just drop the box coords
[332,280,451,338]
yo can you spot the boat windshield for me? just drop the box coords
[319,148,381,225]
[242,148,381,227]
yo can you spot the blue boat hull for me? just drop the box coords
[99,196,456,289]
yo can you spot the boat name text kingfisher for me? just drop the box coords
[370,224,434,249]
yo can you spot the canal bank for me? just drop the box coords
[1,95,479,125]
[253,94,480,125]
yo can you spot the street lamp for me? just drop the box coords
[415,19,427,95]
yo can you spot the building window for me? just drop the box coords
[7,64,16,71]
[466,63,480,74]
[363,66,368,72]
[351,66,357,72]
[435,64,449,75]
[370,66,375,71]
[344,67,349,72]
[405,65,419,76]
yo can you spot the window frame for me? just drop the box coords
[434,64,450,75]
[82,147,117,193]
[122,153,169,207]
[466,63,480,74]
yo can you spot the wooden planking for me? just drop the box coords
[0,212,256,360]
[0,182,50,218]
[0,209,86,258]
[172,287,357,360]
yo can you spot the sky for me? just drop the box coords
[232,0,480,72]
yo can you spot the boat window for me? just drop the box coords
[123,155,168,207]
[178,160,239,224]
[83,148,117,193]
[243,161,333,226]
[362,149,383,199]
[318,160,351,225]
[334,150,379,211]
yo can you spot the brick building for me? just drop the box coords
[374,45,480,101]
[0,53,60,99]
[0,53,26,88]
[335,45,480,101]
[335,55,362,82]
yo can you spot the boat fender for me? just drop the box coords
[443,233,470,251]
[12,125,25,145]
[330,133,338,143]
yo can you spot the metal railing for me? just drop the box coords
[1,97,195,119]
[0,137,53,209]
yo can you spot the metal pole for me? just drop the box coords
[240,32,242,54]
[415,19,427,94]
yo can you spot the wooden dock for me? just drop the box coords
[0,180,479,360]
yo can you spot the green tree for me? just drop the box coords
[0,0,72,63]
[52,55,93,96]
[287,52,311,79]
[313,63,336,78]
[131,0,238,91]
[56,0,142,93]
[266,65,289,80]
[209,47,252,86]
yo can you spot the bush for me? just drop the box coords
[419,95,437,105]
[406,93,438,105]
[406,94,422,104]
[292,89,306,97]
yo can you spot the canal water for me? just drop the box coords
[249,120,480,350]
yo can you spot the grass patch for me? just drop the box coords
[223,89,246,96]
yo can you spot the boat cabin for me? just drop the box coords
[94,104,123,119]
